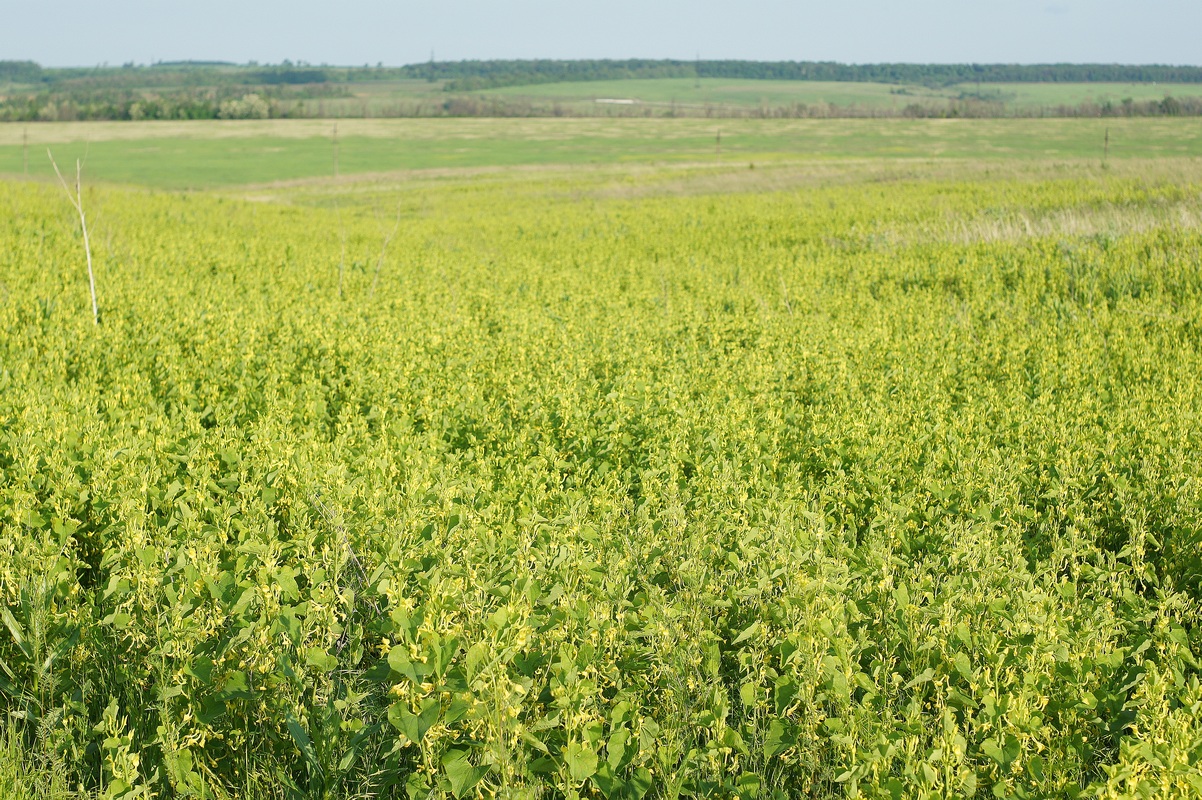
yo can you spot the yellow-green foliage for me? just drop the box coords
[1,168,1201,799]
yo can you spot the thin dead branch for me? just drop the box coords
[47,149,98,325]
[369,203,402,300]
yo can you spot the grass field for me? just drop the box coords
[482,78,1202,112]
[2,119,1202,799]
[1,118,1201,189]
[217,77,1202,117]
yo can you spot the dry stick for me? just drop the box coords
[369,203,402,300]
[48,150,98,325]
[780,275,794,316]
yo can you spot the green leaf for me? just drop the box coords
[104,612,132,630]
[186,655,214,685]
[442,748,489,798]
[0,607,31,660]
[904,667,936,690]
[592,761,622,799]
[284,711,321,775]
[405,771,432,800]
[739,682,759,707]
[444,694,472,725]
[465,641,489,678]
[388,645,420,683]
[0,671,18,699]
[610,700,633,725]
[305,646,337,672]
[720,728,748,755]
[732,622,759,645]
[388,698,439,743]
[954,652,974,683]
[275,569,299,598]
[104,778,132,799]
[521,729,550,754]
[216,670,251,700]
[627,767,652,799]
[42,625,79,675]
[764,719,795,759]
[430,635,460,678]
[607,727,630,769]
[736,773,761,798]
[566,740,599,781]
[773,677,797,716]
[981,734,1020,768]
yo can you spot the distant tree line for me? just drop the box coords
[7,92,1196,123]
[4,59,1202,121]
[695,61,1202,86]
[898,94,1202,119]
[0,84,351,122]
[429,94,1202,120]
[0,60,43,83]
[403,59,1202,91]
[407,60,697,90]
[7,59,1202,93]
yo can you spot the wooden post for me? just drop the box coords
[716,129,721,156]
[22,127,28,175]
[332,122,339,178]
[1103,127,1110,165]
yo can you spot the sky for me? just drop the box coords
[4,0,1201,68]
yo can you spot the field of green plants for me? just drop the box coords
[2,144,1202,799]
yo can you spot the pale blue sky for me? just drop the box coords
[4,0,1200,68]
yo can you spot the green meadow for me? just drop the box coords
[1,118,1201,190]
[483,77,1202,111]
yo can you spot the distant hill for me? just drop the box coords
[4,59,1200,121]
